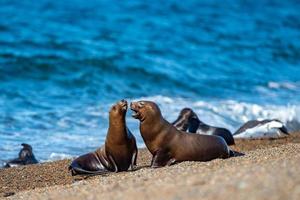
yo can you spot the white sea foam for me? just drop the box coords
[48,152,73,161]
[268,81,300,90]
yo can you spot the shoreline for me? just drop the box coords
[1,132,300,199]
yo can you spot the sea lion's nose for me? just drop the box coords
[120,99,127,105]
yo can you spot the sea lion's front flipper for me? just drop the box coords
[68,161,109,176]
[229,150,245,158]
[129,149,138,171]
[108,154,118,172]
[279,126,289,135]
[166,158,176,166]
[68,152,109,176]
[151,149,173,168]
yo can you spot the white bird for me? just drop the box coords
[233,119,289,139]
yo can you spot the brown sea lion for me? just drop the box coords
[69,100,137,175]
[130,101,233,168]
[4,143,38,168]
[172,108,235,145]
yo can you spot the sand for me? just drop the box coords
[1,133,300,200]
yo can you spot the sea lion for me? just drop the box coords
[172,108,235,145]
[233,119,289,139]
[69,99,137,175]
[4,143,38,168]
[130,101,232,168]
[172,108,198,132]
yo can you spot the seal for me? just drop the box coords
[69,99,138,176]
[172,108,235,145]
[4,143,38,168]
[233,119,289,139]
[130,101,232,168]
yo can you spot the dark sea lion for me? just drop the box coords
[4,143,38,168]
[69,100,137,176]
[130,101,233,168]
[172,108,235,145]
[172,108,198,132]
[233,119,289,139]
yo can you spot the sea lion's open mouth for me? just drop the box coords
[121,103,127,111]
[131,108,139,119]
[130,103,140,119]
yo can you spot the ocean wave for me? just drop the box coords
[268,81,300,91]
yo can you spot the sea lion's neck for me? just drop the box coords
[106,115,128,143]
[197,120,210,129]
[188,117,200,133]
[198,120,207,126]
[140,117,170,154]
[193,120,211,133]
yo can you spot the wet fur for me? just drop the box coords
[131,101,232,168]
[172,108,235,145]
[69,100,137,176]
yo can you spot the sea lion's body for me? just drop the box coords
[233,119,289,139]
[172,108,235,145]
[193,123,235,146]
[4,143,38,168]
[69,100,137,175]
[131,101,231,168]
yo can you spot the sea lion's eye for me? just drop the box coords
[112,106,116,110]
[138,102,145,108]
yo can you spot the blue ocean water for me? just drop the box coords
[1,0,300,164]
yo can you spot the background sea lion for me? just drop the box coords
[69,100,137,176]
[172,108,235,145]
[130,101,233,168]
[4,143,38,168]
[233,119,289,139]
[172,108,198,132]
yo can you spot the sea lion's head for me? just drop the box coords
[109,99,128,120]
[130,101,162,123]
[180,108,200,133]
[173,108,198,131]
[19,143,34,159]
[178,108,197,121]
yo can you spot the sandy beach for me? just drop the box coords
[1,133,300,200]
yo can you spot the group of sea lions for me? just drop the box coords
[69,100,234,175]
[2,100,290,173]
[69,99,289,176]
[172,108,289,143]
